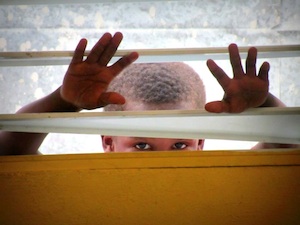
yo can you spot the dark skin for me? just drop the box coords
[206,44,270,113]
[0,32,138,155]
[0,32,290,155]
[61,32,138,109]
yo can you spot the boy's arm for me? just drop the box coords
[0,88,80,155]
[251,93,299,149]
[259,92,285,108]
[0,32,138,155]
[205,44,298,149]
[251,93,300,149]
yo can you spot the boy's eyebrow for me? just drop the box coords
[131,137,189,141]
[130,137,147,141]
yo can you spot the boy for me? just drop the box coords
[0,32,287,155]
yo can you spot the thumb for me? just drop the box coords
[205,101,229,113]
[98,92,126,108]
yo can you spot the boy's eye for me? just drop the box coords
[135,142,151,150]
[172,142,187,150]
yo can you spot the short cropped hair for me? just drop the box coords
[104,62,206,111]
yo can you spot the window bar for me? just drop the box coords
[0,107,299,144]
[0,45,299,67]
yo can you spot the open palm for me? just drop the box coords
[61,32,138,109]
[205,44,270,113]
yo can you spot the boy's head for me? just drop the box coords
[102,62,206,152]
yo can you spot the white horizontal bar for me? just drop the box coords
[0,45,299,67]
[0,0,185,5]
[0,107,299,144]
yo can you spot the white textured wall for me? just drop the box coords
[0,0,299,153]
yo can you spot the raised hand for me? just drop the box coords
[60,32,138,110]
[205,43,270,113]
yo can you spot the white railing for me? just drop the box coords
[1,45,299,67]
[1,107,299,144]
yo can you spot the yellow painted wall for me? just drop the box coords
[1,150,300,224]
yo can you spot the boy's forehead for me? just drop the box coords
[124,100,198,111]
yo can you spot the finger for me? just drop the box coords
[98,92,126,108]
[205,101,229,113]
[258,61,270,81]
[207,59,231,90]
[71,39,87,64]
[229,43,244,78]
[97,32,123,66]
[109,52,139,77]
[85,33,112,64]
[246,47,257,76]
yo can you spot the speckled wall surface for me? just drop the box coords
[0,0,299,154]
